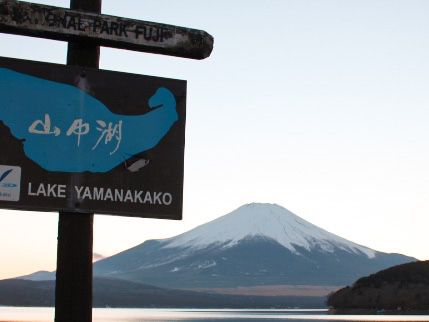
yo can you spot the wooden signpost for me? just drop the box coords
[0,1,213,321]
[0,0,213,59]
[56,2,100,321]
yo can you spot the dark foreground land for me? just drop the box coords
[0,277,326,308]
[328,260,429,310]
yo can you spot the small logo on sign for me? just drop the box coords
[0,165,21,201]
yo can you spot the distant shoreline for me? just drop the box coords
[329,308,429,315]
[1,307,429,322]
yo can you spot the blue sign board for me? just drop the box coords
[0,56,186,219]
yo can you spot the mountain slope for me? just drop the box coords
[0,277,326,308]
[17,270,55,281]
[94,203,415,289]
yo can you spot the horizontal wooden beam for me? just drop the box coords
[0,0,213,60]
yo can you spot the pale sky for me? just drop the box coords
[0,0,428,279]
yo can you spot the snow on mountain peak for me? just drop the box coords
[163,203,376,258]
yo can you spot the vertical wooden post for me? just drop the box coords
[55,213,94,322]
[55,1,101,322]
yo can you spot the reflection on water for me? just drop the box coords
[1,307,429,322]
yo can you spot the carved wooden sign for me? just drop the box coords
[0,0,213,60]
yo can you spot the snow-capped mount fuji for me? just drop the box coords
[163,203,375,258]
[94,203,415,289]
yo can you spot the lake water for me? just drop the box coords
[1,308,429,322]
